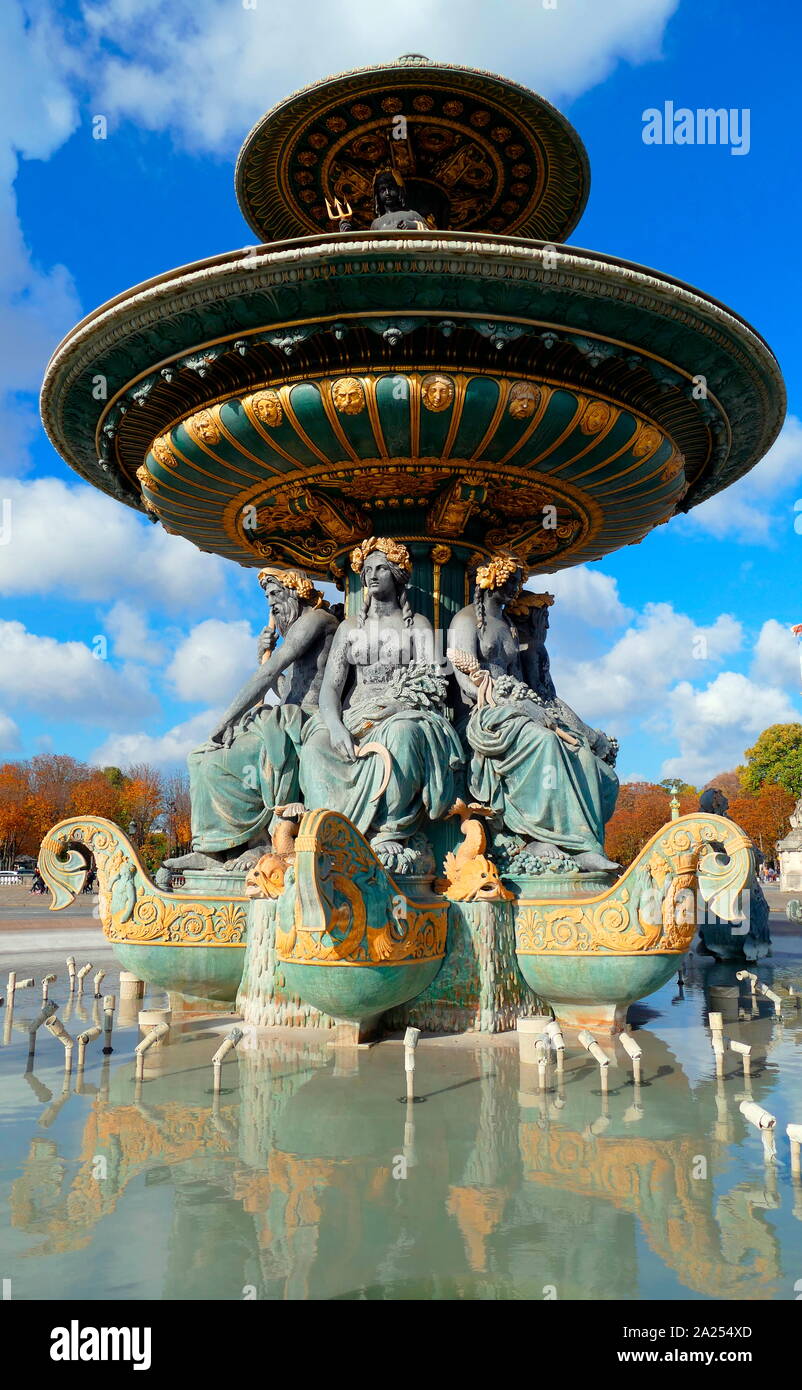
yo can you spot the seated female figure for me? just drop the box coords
[448,555,619,872]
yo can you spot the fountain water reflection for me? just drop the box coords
[2,940,802,1300]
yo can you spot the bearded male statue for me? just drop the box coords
[163,568,337,873]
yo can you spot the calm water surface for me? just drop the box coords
[1,926,801,1301]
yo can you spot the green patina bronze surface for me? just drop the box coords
[37,817,248,1003]
[36,59,779,1035]
[41,237,784,584]
[235,55,590,244]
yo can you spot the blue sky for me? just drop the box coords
[1,0,801,785]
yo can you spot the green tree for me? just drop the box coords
[740,724,802,798]
[657,777,697,797]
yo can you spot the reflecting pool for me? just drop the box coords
[1,921,801,1301]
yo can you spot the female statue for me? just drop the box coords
[299,537,464,872]
[448,555,619,872]
[164,569,337,872]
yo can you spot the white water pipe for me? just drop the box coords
[210,1027,243,1066]
[757,982,783,1017]
[534,1037,549,1090]
[27,1001,57,1060]
[578,1029,609,1093]
[730,1039,752,1078]
[41,974,57,1003]
[92,970,106,998]
[211,1026,244,1092]
[28,1002,57,1036]
[76,1025,102,1071]
[544,1021,565,1072]
[740,1101,777,1164]
[102,994,116,1053]
[45,1015,74,1073]
[66,957,76,991]
[403,1026,421,1102]
[708,1011,726,1074]
[135,1022,170,1079]
[787,1123,802,1177]
[739,1100,775,1130]
[736,969,758,996]
[619,1032,643,1086]
[76,963,93,993]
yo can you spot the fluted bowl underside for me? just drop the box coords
[41,233,785,577]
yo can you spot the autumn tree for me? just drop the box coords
[0,763,33,865]
[120,763,164,846]
[25,754,86,847]
[701,770,744,801]
[605,781,697,868]
[741,724,802,799]
[162,769,191,854]
[727,783,795,859]
[70,768,127,823]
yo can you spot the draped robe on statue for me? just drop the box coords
[465,702,619,856]
[300,684,464,845]
[188,705,305,853]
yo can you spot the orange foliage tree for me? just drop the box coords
[70,770,128,823]
[0,757,168,867]
[119,763,164,847]
[727,783,795,860]
[0,763,34,863]
[701,770,744,801]
[163,770,191,855]
[605,782,697,868]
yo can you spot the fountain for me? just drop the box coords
[38,56,784,1035]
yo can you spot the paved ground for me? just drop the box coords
[762,885,800,933]
[0,883,99,932]
[1,882,797,932]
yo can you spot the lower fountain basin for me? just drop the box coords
[280,958,444,1027]
[113,942,245,1004]
[515,951,684,1033]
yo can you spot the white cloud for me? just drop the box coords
[91,708,222,770]
[0,619,157,724]
[534,565,633,628]
[0,477,227,612]
[659,673,800,785]
[105,600,166,665]
[554,602,742,728]
[0,711,19,751]
[79,0,679,151]
[0,2,83,473]
[166,618,255,703]
[751,619,802,690]
[684,415,802,545]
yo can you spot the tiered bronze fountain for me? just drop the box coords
[38,57,784,1035]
